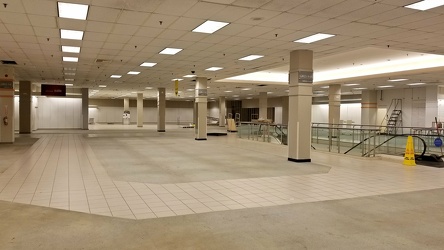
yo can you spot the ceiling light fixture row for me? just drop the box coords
[58,2,90,85]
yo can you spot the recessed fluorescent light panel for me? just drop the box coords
[183,75,196,78]
[99,85,107,88]
[206,67,223,71]
[353,87,367,90]
[110,75,122,78]
[378,85,394,88]
[344,83,359,86]
[407,82,426,86]
[58,2,89,20]
[127,71,140,75]
[294,33,335,43]
[405,0,444,10]
[140,62,157,67]
[172,78,183,81]
[62,57,78,62]
[239,55,264,61]
[65,78,74,81]
[159,48,182,55]
[60,29,84,40]
[61,46,80,53]
[65,83,73,86]
[64,72,75,75]
[192,20,229,34]
[388,78,408,82]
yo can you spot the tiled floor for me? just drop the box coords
[1,126,444,220]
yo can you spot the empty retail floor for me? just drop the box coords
[1,125,444,249]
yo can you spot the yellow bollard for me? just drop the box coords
[403,136,416,166]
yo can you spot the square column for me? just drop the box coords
[288,50,313,163]
[81,88,88,130]
[137,93,143,127]
[328,84,341,125]
[157,88,166,132]
[259,92,268,120]
[219,96,226,127]
[282,96,289,125]
[361,90,377,125]
[19,81,32,134]
[124,97,129,111]
[0,67,15,143]
[195,77,207,140]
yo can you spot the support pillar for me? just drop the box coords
[0,67,15,143]
[195,77,207,140]
[137,93,143,127]
[81,88,88,130]
[124,97,129,111]
[361,90,377,125]
[288,50,313,163]
[259,92,268,120]
[282,96,289,125]
[219,96,226,127]
[157,88,166,132]
[328,84,341,125]
[19,81,32,134]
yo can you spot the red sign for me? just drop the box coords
[41,84,66,96]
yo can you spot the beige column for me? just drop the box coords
[19,81,32,134]
[0,67,15,143]
[219,96,226,127]
[195,77,207,140]
[282,96,289,125]
[157,88,166,132]
[288,50,313,163]
[81,88,88,130]
[137,93,143,127]
[123,97,129,111]
[259,92,268,120]
[329,84,341,125]
[361,90,377,125]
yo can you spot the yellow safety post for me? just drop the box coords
[403,135,416,166]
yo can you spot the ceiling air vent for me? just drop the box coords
[1,60,17,65]
[257,84,267,87]
[95,58,112,63]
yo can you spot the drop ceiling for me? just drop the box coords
[1,0,444,101]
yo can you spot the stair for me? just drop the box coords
[387,109,401,134]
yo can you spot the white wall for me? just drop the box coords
[14,95,39,131]
[37,97,82,129]
[312,103,361,124]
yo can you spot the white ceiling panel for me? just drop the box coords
[22,0,56,16]
[83,32,109,42]
[289,0,346,15]
[112,24,140,36]
[303,18,349,33]
[232,0,270,8]
[0,1,25,13]
[168,17,205,31]
[259,13,306,28]
[57,18,87,31]
[0,12,29,25]
[235,9,281,25]
[316,0,373,18]
[154,0,198,16]
[107,34,131,44]
[359,7,414,24]
[5,24,34,35]
[216,23,252,36]
[236,26,274,38]
[86,21,115,33]
[211,5,254,22]
[117,10,150,25]
[88,6,121,23]
[281,16,329,32]
[81,40,105,49]
[135,26,164,37]
[380,12,440,27]
[261,0,307,11]
[33,27,59,38]
[183,2,227,19]
[128,36,153,45]
[142,13,179,28]
[28,15,57,28]
[0,33,14,42]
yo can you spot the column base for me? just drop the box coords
[157,130,166,132]
[288,158,311,163]
[195,138,207,141]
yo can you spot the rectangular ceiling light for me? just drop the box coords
[239,55,264,61]
[159,48,182,55]
[65,83,73,86]
[63,56,78,62]
[140,62,157,67]
[205,67,223,71]
[388,78,408,82]
[172,78,183,81]
[407,82,426,86]
[405,0,444,10]
[61,45,80,53]
[58,2,89,20]
[64,72,75,75]
[127,71,140,75]
[60,29,84,40]
[377,85,394,88]
[294,33,335,43]
[99,85,107,88]
[183,74,196,78]
[110,75,122,78]
[192,20,229,34]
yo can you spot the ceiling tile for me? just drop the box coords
[0,12,30,25]
[183,2,227,19]
[88,6,121,23]
[107,34,131,44]
[154,0,198,16]
[158,29,188,40]
[142,13,179,28]
[112,24,140,36]
[235,9,281,25]
[169,17,205,31]
[84,32,108,42]
[0,0,25,13]
[281,15,329,31]
[289,0,346,15]
[81,41,104,49]
[232,0,271,8]
[57,18,87,30]
[5,24,34,35]
[359,6,414,24]
[33,27,59,38]
[117,10,150,25]
[216,23,252,36]
[211,6,254,22]
[22,0,56,16]
[86,21,114,33]
[236,26,274,38]
[260,13,306,28]
[135,26,164,37]
[316,0,373,18]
